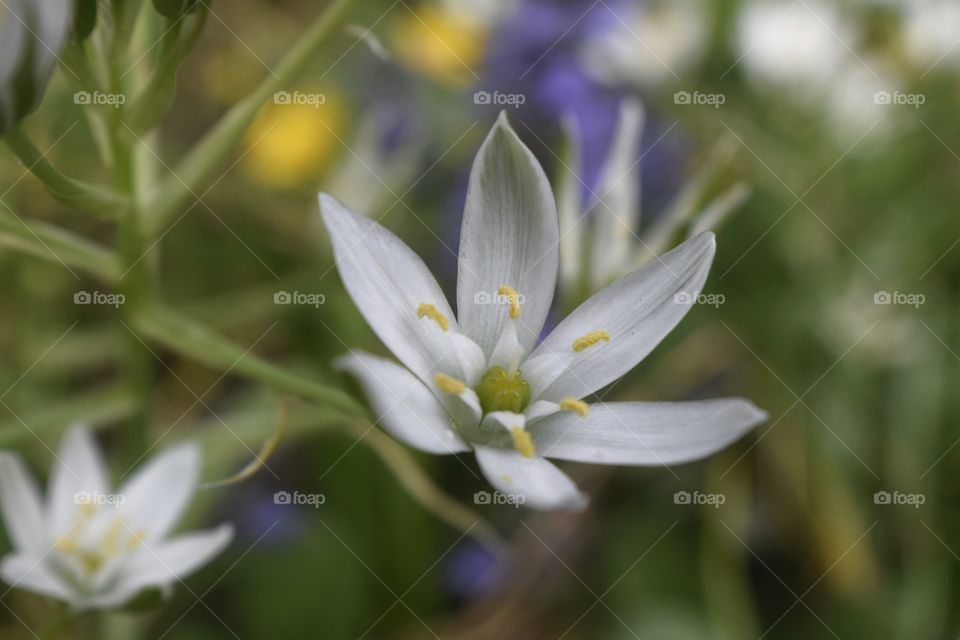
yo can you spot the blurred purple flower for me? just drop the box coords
[444,541,507,601]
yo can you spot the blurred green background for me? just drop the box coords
[1,0,959,638]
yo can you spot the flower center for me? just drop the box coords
[54,504,147,577]
[474,366,531,414]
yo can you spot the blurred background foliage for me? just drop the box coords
[1,0,959,638]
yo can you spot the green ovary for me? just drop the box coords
[475,367,531,414]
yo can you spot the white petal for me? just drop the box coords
[474,446,587,511]
[524,400,561,423]
[456,112,560,357]
[0,453,46,554]
[488,320,524,372]
[590,98,644,288]
[531,399,767,465]
[336,351,471,455]
[0,5,26,127]
[526,232,716,401]
[117,443,200,540]
[320,193,483,385]
[31,0,71,82]
[47,425,110,537]
[0,553,75,605]
[88,525,234,609]
[479,410,525,442]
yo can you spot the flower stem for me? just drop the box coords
[147,0,355,233]
[131,304,367,416]
[2,126,127,218]
[39,605,73,640]
[0,206,120,279]
[342,420,504,551]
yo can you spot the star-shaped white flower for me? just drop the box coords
[321,113,766,511]
[0,426,233,610]
[557,98,750,295]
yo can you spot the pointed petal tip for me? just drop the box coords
[317,192,340,219]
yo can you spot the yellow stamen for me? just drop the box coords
[497,285,522,319]
[55,536,77,553]
[127,530,147,551]
[511,427,536,459]
[103,519,125,556]
[559,398,589,416]
[78,502,98,518]
[416,303,449,332]
[572,331,611,352]
[434,372,466,395]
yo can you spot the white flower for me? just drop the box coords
[900,0,960,69]
[580,0,707,88]
[557,98,751,294]
[321,113,766,511]
[736,0,900,140]
[0,0,72,133]
[0,426,233,610]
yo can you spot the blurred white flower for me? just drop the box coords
[900,0,960,70]
[0,426,233,610]
[558,98,750,294]
[736,0,853,92]
[0,0,72,133]
[321,113,765,511]
[581,0,706,87]
[736,0,899,138]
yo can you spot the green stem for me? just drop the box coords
[148,0,355,233]
[127,9,208,133]
[2,127,127,218]
[342,420,503,550]
[0,205,121,279]
[131,304,367,416]
[39,605,73,640]
[107,30,156,463]
[0,384,135,446]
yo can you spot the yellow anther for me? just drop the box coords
[511,427,536,459]
[572,331,611,352]
[497,285,522,319]
[127,530,147,551]
[434,372,466,395]
[559,398,589,416]
[55,536,77,553]
[416,303,449,332]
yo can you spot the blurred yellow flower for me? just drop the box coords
[242,88,348,189]
[390,6,486,87]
